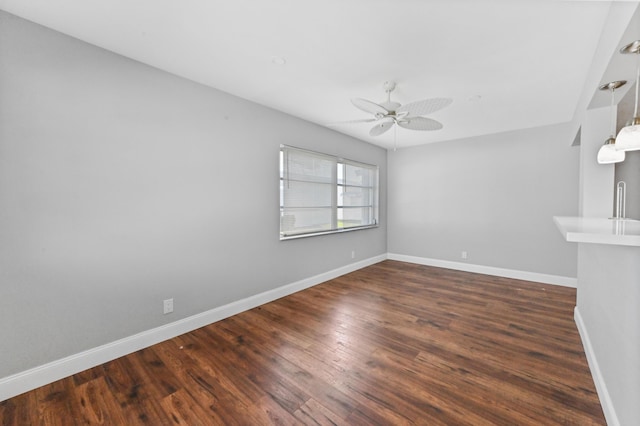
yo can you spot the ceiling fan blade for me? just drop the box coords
[351,98,389,116]
[326,118,377,126]
[398,117,443,131]
[369,121,394,136]
[397,98,452,116]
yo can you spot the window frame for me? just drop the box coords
[279,145,379,240]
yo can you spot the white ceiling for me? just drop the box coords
[0,0,617,149]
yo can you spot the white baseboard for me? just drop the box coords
[574,307,619,426]
[387,253,577,288]
[0,254,386,402]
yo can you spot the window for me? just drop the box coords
[280,145,378,239]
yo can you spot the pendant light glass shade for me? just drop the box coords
[597,80,626,164]
[615,118,640,151]
[616,40,640,151]
[597,138,626,164]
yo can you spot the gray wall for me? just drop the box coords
[388,124,579,278]
[581,107,616,218]
[0,11,387,378]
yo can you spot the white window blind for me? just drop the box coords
[280,145,378,239]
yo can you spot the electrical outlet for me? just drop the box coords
[461,251,468,260]
[351,250,356,259]
[163,298,174,314]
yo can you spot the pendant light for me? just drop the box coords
[597,80,626,164]
[615,40,640,151]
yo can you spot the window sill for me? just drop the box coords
[280,224,379,241]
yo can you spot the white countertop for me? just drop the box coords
[554,216,640,247]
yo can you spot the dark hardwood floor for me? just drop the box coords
[0,260,605,425]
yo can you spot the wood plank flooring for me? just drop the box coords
[0,260,605,425]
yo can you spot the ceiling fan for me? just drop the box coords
[331,81,452,137]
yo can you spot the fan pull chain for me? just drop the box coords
[393,124,397,152]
